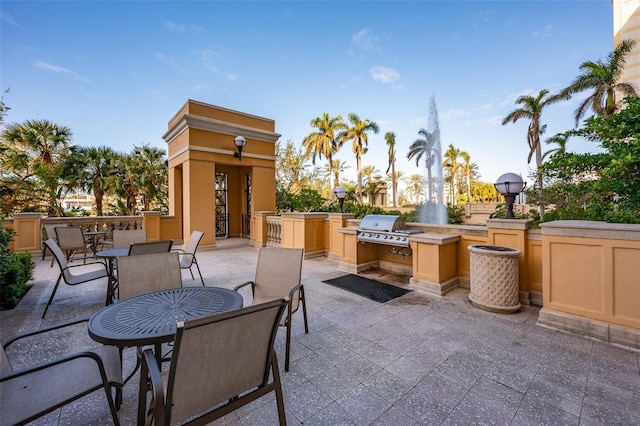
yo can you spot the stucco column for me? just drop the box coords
[252,211,275,247]
[327,213,355,260]
[183,159,216,248]
[11,213,43,253]
[141,211,161,241]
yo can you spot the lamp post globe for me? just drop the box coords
[333,185,347,213]
[494,173,525,219]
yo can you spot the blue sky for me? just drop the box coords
[1,1,614,189]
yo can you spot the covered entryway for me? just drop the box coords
[163,100,280,248]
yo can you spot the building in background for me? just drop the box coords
[613,0,640,88]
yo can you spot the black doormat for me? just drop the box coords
[322,274,412,303]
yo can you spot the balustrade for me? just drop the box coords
[266,216,282,247]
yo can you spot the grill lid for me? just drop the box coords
[359,215,405,232]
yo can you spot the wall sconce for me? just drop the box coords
[234,136,246,161]
[333,185,347,213]
[494,173,526,219]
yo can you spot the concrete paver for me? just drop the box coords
[2,238,639,425]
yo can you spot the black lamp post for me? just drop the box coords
[233,136,246,161]
[494,173,526,219]
[333,185,347,213]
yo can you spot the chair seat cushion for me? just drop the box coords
[0,345,122,424]
[65,266,108,285]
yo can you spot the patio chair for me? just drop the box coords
[116,252,182,383]
[140,298,288,426]
[43,238,109,319]
[127,239,173,256]
[173,230,205,286]
[116,252,182,301]
[0,318,122,425]
[233,247,308,372]
[55,226,94,264]
[42,223,67,261]
[112,229,146,249]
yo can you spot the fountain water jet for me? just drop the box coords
[416,95,448,224]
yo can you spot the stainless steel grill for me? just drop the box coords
[357,215,422,247]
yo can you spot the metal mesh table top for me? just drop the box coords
[88,287,244,347]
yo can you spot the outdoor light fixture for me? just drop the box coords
[233,136,247,161]
[333,185,347,213]
[494,173,526,219]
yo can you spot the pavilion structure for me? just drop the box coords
[162,100,280,248]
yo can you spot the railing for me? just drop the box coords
[42,216,144,240]
[266,216,282,247]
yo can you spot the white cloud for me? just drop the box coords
[195,49,238,81]
[150,89,165,100]
[352,28,380,51]
[164,21,205,33]
[153,52,179,68]
[533,24,554,38]
[442,109,471,120]
[1,11,18,27]
[33,61,89,82]
[370,66,401,84]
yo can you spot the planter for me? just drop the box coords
[468,245,521,313]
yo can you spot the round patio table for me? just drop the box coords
[88,287,243,349]
[88,286,243,425]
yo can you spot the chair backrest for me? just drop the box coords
[184,231,204,255]
[44,238,69,277]
[112,229,147,249]
[253,247,304,308]
[116,252,182,300]
[166,298,287,424]
[54,226,86,251]
[128,240,173,256]
[44,223,67,241]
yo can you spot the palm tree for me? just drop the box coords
[385,132,397,207]
[132,143,167,212]
[386,170,404,207]
[442,144,461,205]
[339,113,379,203]
[402,173,427,204]
[76,146,116,216]
[322,159,350,188]
[562,39,637,126]
[302,113,346,198]
[276,140,309,192]
[460,151,474,203]
[2,119,72,215]
[407,128,440,202]
[542,133,569,161]
[502,89,567,218]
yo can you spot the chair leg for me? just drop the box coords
[193,260,205,286]
[42,275,63,319]
[271,354,286,425]
[300,286,309,334]
[284,301,293,372]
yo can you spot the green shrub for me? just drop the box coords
[0,225,35,310]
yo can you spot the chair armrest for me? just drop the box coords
[233,281,255,293]
[0,350,110,383]
[288,283,304,299]
[3,318,89,349]
[142,348,166,423]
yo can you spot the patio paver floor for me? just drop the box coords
[1,238,639,425]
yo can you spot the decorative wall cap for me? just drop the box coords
[486,218,533,231]
[410,233,460,245]
[540,220,640,241]
[281,212,329,219]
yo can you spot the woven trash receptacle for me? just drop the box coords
[468,245,521,313]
